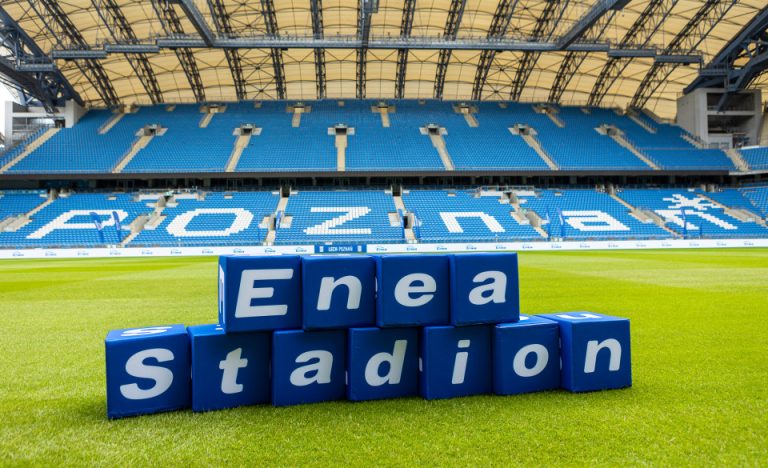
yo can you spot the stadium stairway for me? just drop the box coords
[226,129,257,172]
[1,192,54,232]
[0,128,60,174]
[609,192,678,237]
[392,194,416,242]
[698,192,766,226]
[113,134,154,173]
[427,130,454,171]
[336,132,347,172]
[518,130,559,170]
[98,111,125,134]
[602,127,660,170]
[626,110,657,134]
[723,148,750,172]
[373,104,391,127]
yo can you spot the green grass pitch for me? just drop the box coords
[1,249,766,465]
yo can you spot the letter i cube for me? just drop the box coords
[105,325,190,419]
[538,312,632,392]
[420,325,492,400]
[493,315,560,395]
[218,255,302,332]
[188,324,270,412]
[449,253,520,325]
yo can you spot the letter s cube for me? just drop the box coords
[538,312,632,392]
[218,255,302,332]
[450,253,520,325]
[105,324,190,419]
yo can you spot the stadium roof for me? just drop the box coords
[1,0,767,118]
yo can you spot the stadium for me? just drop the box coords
[0,0,766,464]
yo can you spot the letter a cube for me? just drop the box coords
[105,324,190,419]
[375,255,450,327]
[188,324,270,412]
[538,312,631,392]
[218,255,302,332]
[493,315,560,395]
[272,329,346,406]
[420,325,492,400]
[302,255,376,330]
[348,327,419,401]
[449,253,520,325]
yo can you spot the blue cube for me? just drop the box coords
[348,327,419,401]
[375,255,450,327]
[449,253,520,325]
[493,315,560,395]
[538,312,632,392]
[188,324,270,412]
[302,255,375,330]
[218,255,302,332]
[420,325,492,400]
[105,325,190,419]
[272,329,346,406]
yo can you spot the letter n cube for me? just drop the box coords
[375,254,449,327]
[105,325,190,419]
[493,315,560,395]
[420,325,492,400]
[538,312,632,392]
[272,329,346,406]
[302,255,375,330]
[218,255,302,332]
[348,327,419,401]
[449,253,520,325]
[188,324,270,412]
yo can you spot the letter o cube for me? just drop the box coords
[105,324,190,419]
[493,315,560,395]
[538,312,632,392]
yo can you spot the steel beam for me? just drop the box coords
[0,6,80,109]
[434,0,466,99]
[29,0,118,107]
[207,0,247,100]
[395,0,416,99]
[152,0,206,102]
[588,0,678,107]
[93,0,163,104]
[557,0,630,48]
[630,0,738,110]
[310,0,326,99]
[472,0,518,101]
[356,0,377,99]
[684,6,768,95]
[172,0,215,47]
[509,0,569,101]
[261,0,285,100]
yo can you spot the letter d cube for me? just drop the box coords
[105,325,190,419]
[348,327,419,401]
[218,255,302,332]
[450,253,520,325]
[188,324,270,412]
[538,312,631,392]
[420,325,492,400]
[493,315,560,395]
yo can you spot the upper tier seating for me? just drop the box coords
[740,147,768,170]
[0,193,149,247]
[402,190,541,242]
[616,189,768,238]
[274,190,403,245]
[739,186,768,218]
[1,100,744,174]
[130,191,279,246]
[124,105,232,172]
[516,189,669,240]
[0,191,47,220]
[446,103,549,170]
